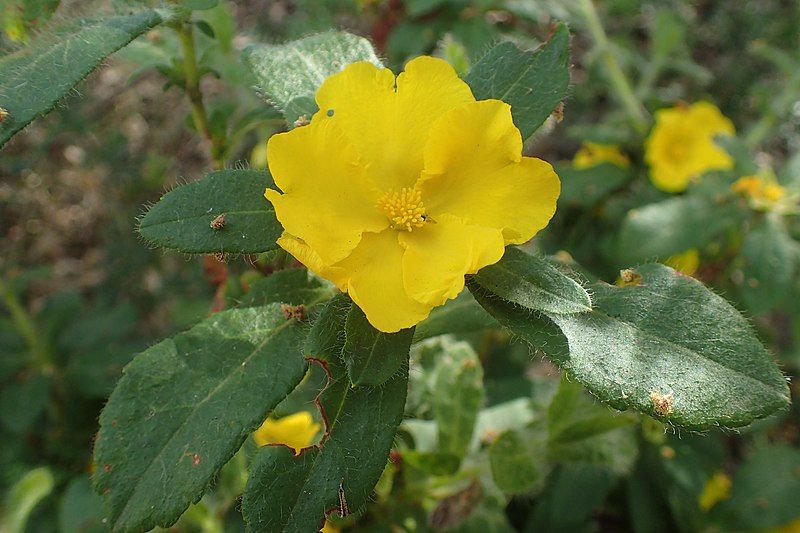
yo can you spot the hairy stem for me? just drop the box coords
[578,0,650,135]
[175,20,224,169]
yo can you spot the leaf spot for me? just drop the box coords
[650,391,675,416]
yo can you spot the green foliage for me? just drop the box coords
[242,296,409,532]
[3,4,799,532]
[138,169,282,254]
[471,247,592,315]
[1,0,60,43]
[617,195,742,263]
[739,214,797,314]
[558,163,633,207]
[412,292,496,343]
[0,9,165,147]
[465,23,570,139]
[489,429,547,494]
[2,467,54,533]
[430,338,484,460]
[58,476,106,533]
[472,259,789,429]
[239,268,335,308]
[721,445,800,528]
[243,31,382,125]
[343,302,414,387]
[93,305,308,531]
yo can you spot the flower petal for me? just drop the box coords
[419,99,560,244]
[335,229,432,333]
[315,57,474,191]
[266,118,387,264]
[399,214,505,307]
[276,232,348,290]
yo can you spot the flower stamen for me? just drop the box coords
[378,187,427,231]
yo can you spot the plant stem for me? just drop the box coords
[578,0,650,135]
[0,278,53,373]
[175,20,224,169]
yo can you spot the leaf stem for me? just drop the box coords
[578,0,650,135]
[0,277,53,373]
[175,19,224,169]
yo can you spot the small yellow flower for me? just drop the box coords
[645,102,735,193]
[732,175,787,207]
[320,521,341,533]
[698,471,732,511]
[664,248,700,276]
[572,142,629,169]
[253,412,320,454]
[265,57,560,332]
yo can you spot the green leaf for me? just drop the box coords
[617,196,740,263]
[0,371,51,434]
[239,269,335,308]
[526,464,618,532]
[402,451,460,476]
[182,0,218,10]
[412,291,496,343]
[470,247,592,315]
[722,445,800,529]
[93,305,308,531]
[58,476,106,533]
[472,263,789,429]
[343,302,414,387]
[431,338,484,459]
[138,169,281,254]
[0,10,165,147]
[739,214,797,314]
[546,377,638,475]
[557,163,632,207]
[2,467,55,533]
[243,297,408,532]
[489,429,547,494]
[243,31,382,125]
[465,23,570,139]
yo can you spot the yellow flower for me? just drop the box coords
[572,142,629,169]
[698,471,732,511]
[253,412,320,454]
[732,175,787,208]
[265,57,560,332]
[664,248,700,276]
[645,102,735,193]
[320,521,341,533]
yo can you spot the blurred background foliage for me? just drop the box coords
[1,0,799,531]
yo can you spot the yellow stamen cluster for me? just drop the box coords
[378,187,427,231]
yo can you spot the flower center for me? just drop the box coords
[378,187,427,232]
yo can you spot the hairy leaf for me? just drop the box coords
[412,291,496,343]
[243,31,382,125]
[472,264,789,429]
[138,169,281,254]
[466,23,570,139]
[93,306,308,531]
[243,297,408,532]
[343,302,414,386]
[239,269,335,308]
[0,9,165,147]
[470,247,592,315]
